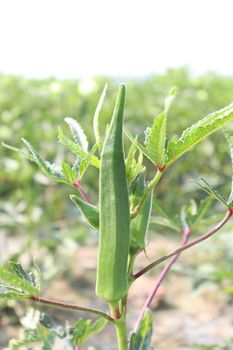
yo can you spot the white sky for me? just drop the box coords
[0,0,233,78]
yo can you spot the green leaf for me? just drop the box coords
[126,137,138,173]
[61,161,77,183]
[191,197,213,228]
[179,199,199,230]
[7,261,43,293]
[93,83,108,151]
[126,139,145,186]
[64,117,96,179]
[195,177,229,207]
[7,261,31,282]
[58,127,100,168]
[9,323,55,350]
[9,330,41,350]
[1,142,34,161]
[150,216,180,232]
[166,101,233,166]
[31,261,44,292]
[39,313,54,330]
[84,318,107,338]
[125,88,176,166]
[0,262,42,299]
[129,309,153,350]
[78,143,98,180]
[64,117,89,151]
[181,200,208,232]
[22,138,67,183]
[70,195,99,228]
[223,128,233,206]
[144,87,176,167]
[125,128,159,165]
[130,150,145,179]
[71,319,86,345]
[71,318,107,346]
[153,198,180,232]
[9,310,66,350]
[130,173,153,251]
[0,283,27,299]
[0,264,40,297]
[198,212,224,227]
[37,324,55,350]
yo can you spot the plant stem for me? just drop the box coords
[109,301,121,320]
[115,319,128,350]
[120,295,128,317]
[131,170,163,218]
[133,209,232,280]
[30,296,113,322]
[109,301,128,349]
[73,179,92,203]
[133,227,191,332]
[127,250,137,276]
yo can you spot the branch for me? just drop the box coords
[133,209,232,280]
[30,296,113,322]
[133,227,191,332]
[72,179,92,204]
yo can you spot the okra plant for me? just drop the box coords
[1,83,233,349]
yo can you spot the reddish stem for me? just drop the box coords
[133,209,232,280]
[133,227,191,332]
[30,296,113,322]
[72,179,92,203]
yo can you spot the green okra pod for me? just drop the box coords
[130,173,152,252]
[96,84,130,302]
